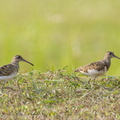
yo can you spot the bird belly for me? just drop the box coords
[80,69,106,77]
[0,72,17,82]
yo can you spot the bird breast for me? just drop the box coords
[0,72,17,82]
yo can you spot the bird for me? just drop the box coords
[75,51,120,81]
[0,55,34,90]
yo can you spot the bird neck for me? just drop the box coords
[11,60,19,67]
[103,56,111,69]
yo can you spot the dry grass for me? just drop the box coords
[1,67,120,120]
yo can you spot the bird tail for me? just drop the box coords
[74,68,79,72]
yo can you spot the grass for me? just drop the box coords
[1,68,120,120]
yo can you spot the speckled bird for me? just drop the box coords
[0,55,34,82]
[75,51,120,77]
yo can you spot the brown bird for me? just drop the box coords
[75,51,120,78]
[0,55,34,82]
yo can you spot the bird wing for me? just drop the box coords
[75,61,108,73]
[0,64,18,76]
[86,61,107,71]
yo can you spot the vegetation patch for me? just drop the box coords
[1,68,120,120]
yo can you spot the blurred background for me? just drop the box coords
[0,0,120,75]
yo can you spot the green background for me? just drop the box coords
[0,0,120,75]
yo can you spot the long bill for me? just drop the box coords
[114,55,120,59]
[22,59,34,66]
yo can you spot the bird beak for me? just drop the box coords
[114,55,120,59]
[22,59,34,66]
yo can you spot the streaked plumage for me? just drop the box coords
[75,51,120,77]
[0,55,34,82]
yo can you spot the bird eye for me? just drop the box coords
[16,55,21,59]
[109,52,112,55]
[18,56,21,58]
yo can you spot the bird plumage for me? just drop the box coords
[0,64,18,76]
[75,51,120,77]
[0,55,34,82]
